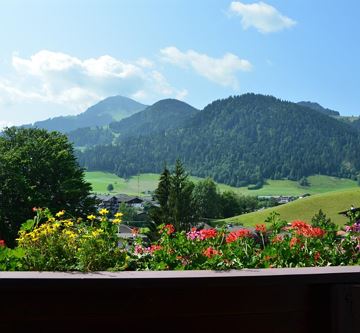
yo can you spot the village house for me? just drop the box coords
[94,193,157,216]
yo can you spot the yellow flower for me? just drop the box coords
[112,218,122,224]
[114,212,123,218]
[87,214,96,221]
[99,208,109,216]
[91,229,104,237]
[63,230,76,239]
[63,220,74,227]
[55,210,65,218]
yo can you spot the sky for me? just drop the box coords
[0,0,359,127]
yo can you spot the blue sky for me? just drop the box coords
[0,0,359,127]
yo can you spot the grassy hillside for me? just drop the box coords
[217,175,357,196]
[85,172,160,196]
[222,188,360,227]
[85,172,358,197]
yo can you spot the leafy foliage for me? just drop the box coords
[0,127,95,246]
[192,178,221,219]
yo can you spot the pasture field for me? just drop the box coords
[221,188,360,227]
[86,172,358,197]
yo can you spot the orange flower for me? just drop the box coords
[131,227,139,236]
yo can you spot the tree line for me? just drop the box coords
[150,160,277,230]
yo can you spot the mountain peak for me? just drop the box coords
[150,98,198,111]
[24,95,147,133]
[108,98,199,138]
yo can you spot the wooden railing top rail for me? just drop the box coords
[1,266,360,285]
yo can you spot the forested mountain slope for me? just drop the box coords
[109,99,199,140]
[78,94,360,186]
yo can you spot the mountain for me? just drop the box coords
[297,101,340,116]
[78,94,360,186]
[109,99,199,140]
[25,96,147,133]
[67,99,199,147]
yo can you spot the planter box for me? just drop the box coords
[1,267,360,333]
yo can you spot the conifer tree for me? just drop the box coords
[168,160,196,231]
[152,164,171,225]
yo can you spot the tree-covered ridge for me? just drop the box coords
[66,126,114,147]
[297,101,340,116]
[109,99,199,140]
[24,95,147,133]
[77,93,360,186]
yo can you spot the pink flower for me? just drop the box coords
[134,245,144,255]
[187,228,200,240]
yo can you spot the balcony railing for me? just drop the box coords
[1,266,360,333]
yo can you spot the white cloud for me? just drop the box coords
[229,1,296,33]
[136,57,154,68]
[0,50,186,124]
[160,46,251,89]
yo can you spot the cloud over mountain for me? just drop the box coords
[0,50,186,124]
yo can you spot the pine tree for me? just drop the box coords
[152,164,171,225]
[168,160,196,231]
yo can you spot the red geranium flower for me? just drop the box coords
[0,240,5,247]
[149,245,162,253]
[255,224,266,234]
[199,228,217,240]
[290,237,301,248]
[290,220,325,238]
[226,229,252,243]
[271,234,284,244]
[314,252,321,261]
[203,247,221,258]
[163,224,175,235]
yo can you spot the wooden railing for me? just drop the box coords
[1,266,360,333]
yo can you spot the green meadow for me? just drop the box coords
[221,188,360,227]
[85,171,358,197]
